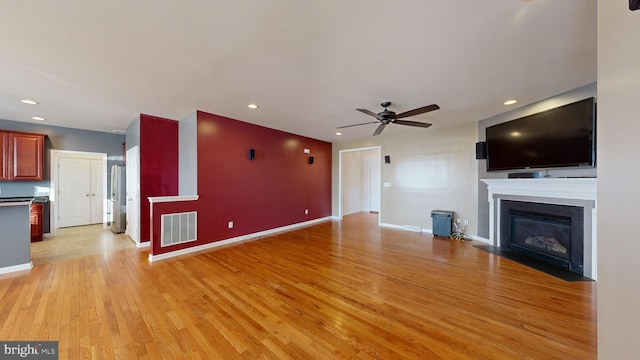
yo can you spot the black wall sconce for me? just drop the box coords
[248,148,255,160]
[308,156,314,165]
[384,155,391,164]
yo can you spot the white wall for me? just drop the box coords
[341,151,365,216]
[333,121,478,235]
[597,4,640,358]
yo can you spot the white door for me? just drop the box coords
[90,159,104,224]
[369,163,380,212]
[58,158,92,227]
[126,146,140,243]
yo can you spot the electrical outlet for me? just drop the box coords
[305,209,309,215]
[228,221,234,229]
[464,220,469,226]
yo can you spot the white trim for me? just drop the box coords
[481,178,596,200]
[379,222,404,230]
[50,149,108,234]
[0,262,33,275]
[148,216,333,262]
[148,195,199,203]
[380,223,489,243]
[466,235,490,244]
[136,241,150,248]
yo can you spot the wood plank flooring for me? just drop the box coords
[30,224,136,265]
[0,212,596,359]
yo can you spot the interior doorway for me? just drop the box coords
[339,146,381,221]
[50,150,107,233]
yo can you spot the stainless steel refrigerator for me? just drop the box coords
[110,164,126,233]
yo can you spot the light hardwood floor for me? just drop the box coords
[1,213,596,359]
[30,224,136,265]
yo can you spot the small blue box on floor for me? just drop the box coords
[431,210,454,237]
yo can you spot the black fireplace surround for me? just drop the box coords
[500,200,584,275]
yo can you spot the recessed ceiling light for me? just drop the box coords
[248,104,258,109]
[21,99,38,105]
[32,116,46,121]
[504,99,518,106]
[336,132,342,136]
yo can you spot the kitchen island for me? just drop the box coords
[0,198,33,274]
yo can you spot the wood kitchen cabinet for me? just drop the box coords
[30,202,43,242]
[0,130,45,181]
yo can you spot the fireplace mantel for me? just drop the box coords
[481,178,597,279]
[482,178,597,201]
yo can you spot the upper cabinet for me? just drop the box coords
[0,132,7,180]
[0,130,45,181]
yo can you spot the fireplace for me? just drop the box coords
[481,178,596,279]
[500,200,584,275]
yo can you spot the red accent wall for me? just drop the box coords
[140,114,179,243]
[150,111,332,255]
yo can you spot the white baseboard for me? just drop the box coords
[465,235,490,244]
[136,241,150,248]
[380,222,489,243]
[379,222,404,230]
[0,262,33,275]
[148,216,333,262]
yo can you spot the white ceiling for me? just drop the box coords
[0,0,596,142]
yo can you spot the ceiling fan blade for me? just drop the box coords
[394,120,433,128]
[373,123,387,136]
[336,121,379,129]
[396,104,440,119]
[357,108,383,120]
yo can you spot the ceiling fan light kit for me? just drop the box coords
[338,101,440,136]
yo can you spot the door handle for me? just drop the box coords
[85,194,90,197]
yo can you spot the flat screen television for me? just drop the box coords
[485,97,595,171]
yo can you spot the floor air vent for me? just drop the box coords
[161,212,197,247]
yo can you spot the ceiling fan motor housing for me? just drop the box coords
[378,110,397,121]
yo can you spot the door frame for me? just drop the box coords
[338,146,381,223]
[50,150,107,235]
[125,146,140,244]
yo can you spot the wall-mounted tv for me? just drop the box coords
[485,97,595,172]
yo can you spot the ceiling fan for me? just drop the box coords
[338,101,440,136]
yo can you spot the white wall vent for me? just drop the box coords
[161,211,197,247]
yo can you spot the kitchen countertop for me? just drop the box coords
[0,196,49,205]
[0,197,33,206]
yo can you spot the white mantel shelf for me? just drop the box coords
[481,177,598,279]
[481,178,597,201]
